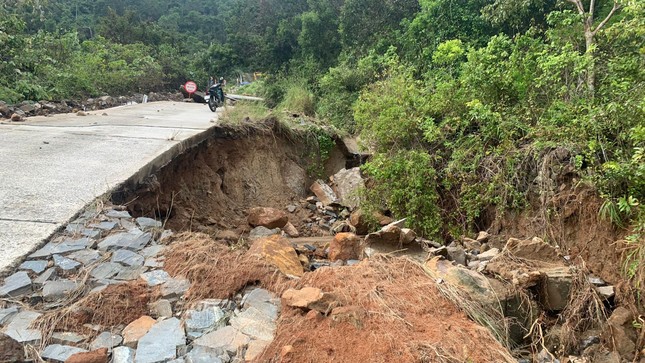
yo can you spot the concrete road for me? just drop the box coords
[0,101,218,274]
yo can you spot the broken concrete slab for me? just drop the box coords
[539,267,573,311]
[98,230,151,252]
[43,280,78,302]
[135,317,185,363]
[41,344,87,362]
[0,271,32,297]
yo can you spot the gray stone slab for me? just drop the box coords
[67,249,101,265]
[136,217,162,230]
[144,258,164,268]
[19,260,48,274]
[43,280,78,301]
[4,311,42,344]
[135,317,185,363]
[29,238,93,258]
[81,228,102,239]
[140,270,170,287]
[90,331,123,350]
[0,271,32,297]
[114,266,146,281]
[90,221,118,231]
[0,306,19,326]
[41,344,87,362]
[230,306,276,341]
[161,277,190,298]
[149,299,173,318]
[185,307,226,339]
[113,346,135,363]
[34,267,57,286]
[90,262,124,279]
[141,245,165,258]
[193,326,250,356]
[185,346,224,363]
[53,254,81,271]
[106,210,132,219]
[98,230,151,252]
[51,331,87,345]
[112,249,145,266]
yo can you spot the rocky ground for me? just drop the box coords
[0,128,643,362]
[0,93,184,122]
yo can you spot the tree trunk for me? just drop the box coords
[584,30,595,96]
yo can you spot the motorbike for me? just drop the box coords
[205,82,225,112]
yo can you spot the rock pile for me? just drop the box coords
[0,93,183,121]
[0,207,281,363]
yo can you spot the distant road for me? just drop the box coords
[0,101,218,274]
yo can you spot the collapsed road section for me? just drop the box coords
[0,119,642,362]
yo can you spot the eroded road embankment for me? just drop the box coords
[0,101,218,274]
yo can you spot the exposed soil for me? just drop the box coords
[115,123,640,362]
[117,120,347,238]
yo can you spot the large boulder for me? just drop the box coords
[246,235,304,277]
[248,207,289,229]
[331,168,364,209]
[328,233,363,261]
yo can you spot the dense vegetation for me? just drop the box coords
[2,0,643,284]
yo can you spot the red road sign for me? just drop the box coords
[184,81,197,94]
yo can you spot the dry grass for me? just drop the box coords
[34,281,152,346]
[163,232,288,301]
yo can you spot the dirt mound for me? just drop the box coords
[257,256,515,363]
[164,232,289,301]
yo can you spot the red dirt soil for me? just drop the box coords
[257,257,515,363]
